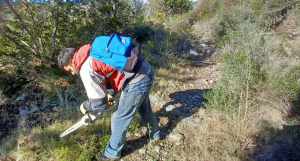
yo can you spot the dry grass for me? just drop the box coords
[172,105,287,161]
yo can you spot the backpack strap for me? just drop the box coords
[106,33,116,54]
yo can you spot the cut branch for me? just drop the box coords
[20,40,36,53]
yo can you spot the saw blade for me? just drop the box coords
[60,119,85,138]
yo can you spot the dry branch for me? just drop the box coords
[4,0,40,57]
[0,28,32,53]
[267,0,300,14]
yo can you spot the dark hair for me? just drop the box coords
[57,48,76,69]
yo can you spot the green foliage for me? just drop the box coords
[0,0,142,60]
[122,23,153,43]
[147,0,192,17]
[147,0,165,17]
[97,123,111,153]
[250,0,266,13]
[203,13,268,113]
[273,66,300,111]
[165,0,192,14]
[128,116,142,132]
[155,13,164,23]
[0,76,28,94]
[192,0,221,21]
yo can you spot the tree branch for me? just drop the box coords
[51,1,60,59]
[4,0,41,57]
[0,28,33,53]
[267,0,300,14]
[21,0,45,53]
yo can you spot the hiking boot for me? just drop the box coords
[95,153,121,161]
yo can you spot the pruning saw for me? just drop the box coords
[60,101,116,138]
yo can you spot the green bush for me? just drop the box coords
[155,13,164,23]
[272,66,300,115]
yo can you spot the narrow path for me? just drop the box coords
[120,37,222,160]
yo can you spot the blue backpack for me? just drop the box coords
[90,33,139,72]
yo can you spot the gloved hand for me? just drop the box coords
[107,94,114,106]
[79,102,87,115]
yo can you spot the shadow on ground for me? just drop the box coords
[248,125,300,161]
[121,89,210,157]
[246,92,300,161]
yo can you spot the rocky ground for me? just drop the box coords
[118,37,221,160]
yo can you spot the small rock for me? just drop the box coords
[204,81,209,85]
[126,132,132,138]
[161,150,168,155]
[46,118,51,122]
[156,101,167,107]
[192,107,199,113]
[204,48,215,54]
[154,146,160,153]
[135,131,143,137]
[170,83,176,88]
[149,95,159,102]
[165,105,176,112]
[16,94,26,101]
[139,148,146,154]
[194,118,202,123]
[168,133,184,143]
[189,50,198,56]
[141,127,147,135]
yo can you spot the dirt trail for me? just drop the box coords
[119,37,222,161]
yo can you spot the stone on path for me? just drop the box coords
[161,150,168,155]
[165,105,176,112]
[134,131,143,137]
[149,95,159,102]
[141,127,147,135]
[168,133,184,143]
[154,146,160,153]
[139,148,146,154]
[165,104,181,116]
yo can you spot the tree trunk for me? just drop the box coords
[51,2,60,59]
[4,0,41,57]
[22,0,46,53]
